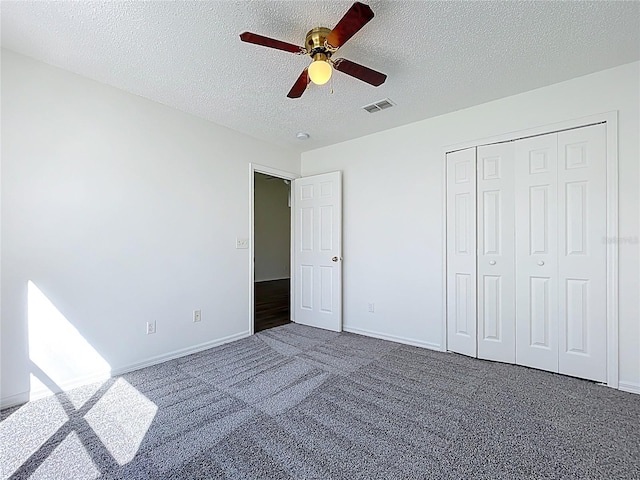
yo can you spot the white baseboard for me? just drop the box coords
[343,326,443,352]
[0,330,251,410]
[255,276,290,283]
[1,371,113,410]
[32,371,111,402]
[1,392,30,410]
[110,330,251,376]
[618,381,640,395]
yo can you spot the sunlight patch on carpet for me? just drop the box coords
[84,378,157,465]
[0,398,68,478]
[29,431,100,480]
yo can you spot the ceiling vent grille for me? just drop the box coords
[362,98,395,113]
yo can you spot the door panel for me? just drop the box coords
[446,148,477,357]
[515,133,559,373]
[529,276,551,347]
[293,172,342,331]
[482,275,501,340]
[557,124,607,382]
[446,124,608,383]
[529,185,550,254]
[455,273,472,336]
[477,143,515,363]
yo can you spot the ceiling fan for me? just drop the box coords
[240,2,387,98]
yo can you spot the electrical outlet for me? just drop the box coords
[368,303,375,313]
[236,238,249,249]
[193,309,202,323]
[146,321,156,335]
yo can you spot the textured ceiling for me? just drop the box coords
[2,1,639,153]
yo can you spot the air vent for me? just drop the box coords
[362,98,395,113]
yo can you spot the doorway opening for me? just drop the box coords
[253,172,292,332]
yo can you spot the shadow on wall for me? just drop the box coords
[0,282,158,478]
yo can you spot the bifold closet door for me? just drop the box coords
[515,133,559,373]
[476,143,516,363]
[557,124,607,382]
[514,124,607,381]
[446,147,477,357]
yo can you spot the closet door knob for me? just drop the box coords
[489,260,496,265]
[537,261,545,266]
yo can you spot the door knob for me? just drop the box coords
[332,256,339,262]
[489,260,496,265]
[537,261,545,266]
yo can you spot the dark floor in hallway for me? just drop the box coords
[254,278,290,332]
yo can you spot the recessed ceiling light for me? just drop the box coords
[296,132,310,140]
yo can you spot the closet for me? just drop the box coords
[446,123,607,383]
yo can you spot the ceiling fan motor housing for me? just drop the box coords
[305,27,333,58]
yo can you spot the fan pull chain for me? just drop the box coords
[329,74,334,95]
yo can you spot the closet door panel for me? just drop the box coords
[515,133,559,373]
[446,148,477,357]
[557,124,607,382]
[477,143,515,363]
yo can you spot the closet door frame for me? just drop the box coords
[442,111,619,389]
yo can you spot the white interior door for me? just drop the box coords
[557,124,607,382]
[477,143,516,363]
[293,171,342,332]
[515,132,559,373]
[446,148,477,357]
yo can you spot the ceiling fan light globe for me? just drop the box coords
[308,60,332,85]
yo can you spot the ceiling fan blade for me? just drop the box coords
[326,2,374,49]
[287,68,310,98]
[333,58,386,87]
[240,32,304,54]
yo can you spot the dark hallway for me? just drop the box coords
[254,279,291,332]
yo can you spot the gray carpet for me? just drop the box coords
[2,323,639,479]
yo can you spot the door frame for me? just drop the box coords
[249,163,299,335]
[442,111,619,389]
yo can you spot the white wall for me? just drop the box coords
[2,51,638,407]
[301,61,640,391]
[254,174,291,282]
[0,50,300,407]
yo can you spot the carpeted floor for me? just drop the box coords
[2,323,639,479]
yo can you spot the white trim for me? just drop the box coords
[255,276,291,283]
[604,113,619,389]
[0,330,251,409]
[1,393,30,410]
[249,163,299,335]
[344,326,443,351]
[110,330,251,376]
[26,372,112,403]
[3,371,113,408]
[444,112,615,153]
[251,164,299,181]
[289,189,296,326]
[441,153,448,352]
[442,111,619,389]
[618,381,640,395]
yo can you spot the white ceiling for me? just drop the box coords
[2,1,639,153]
